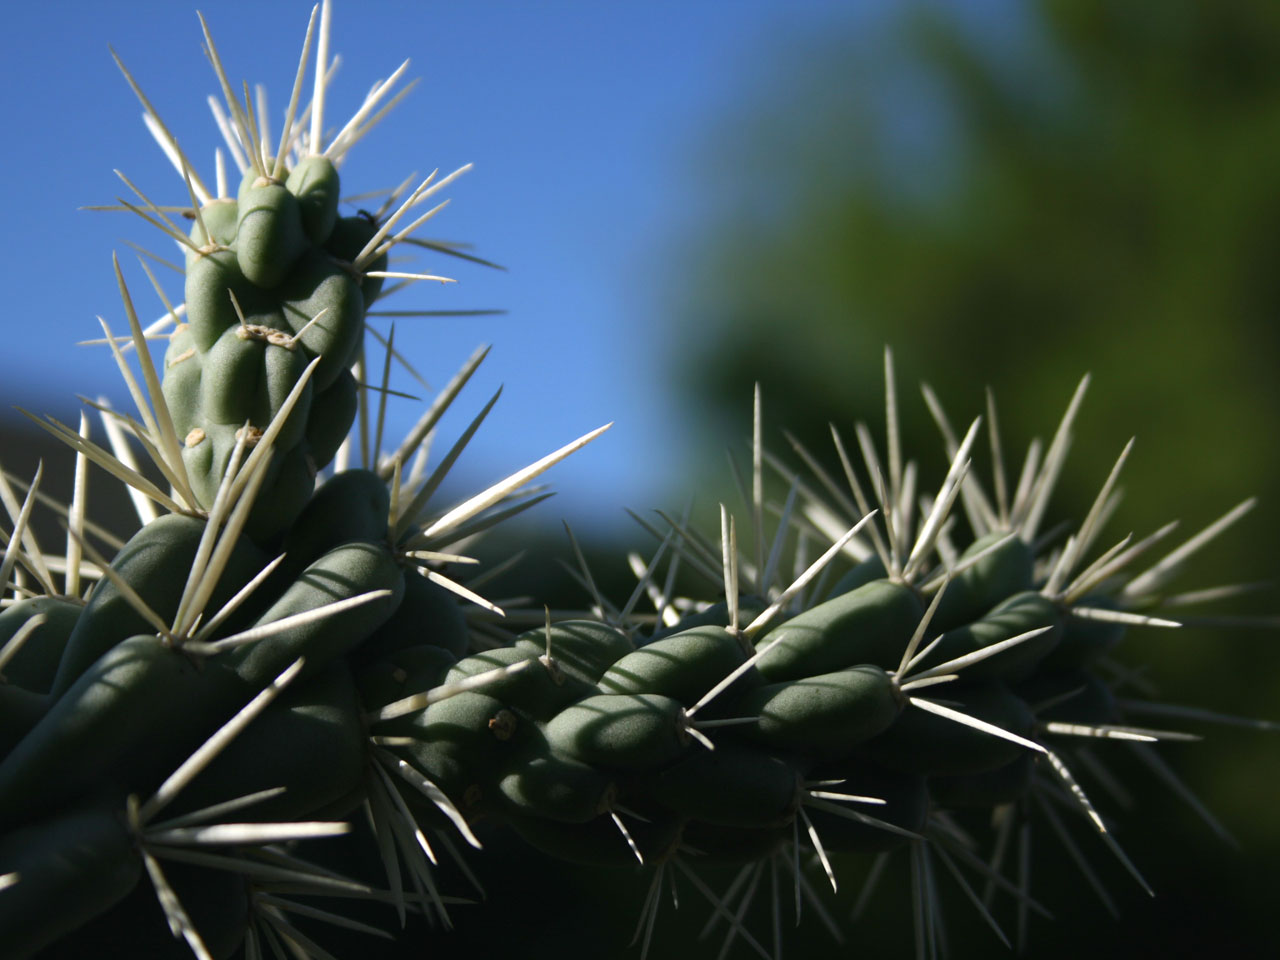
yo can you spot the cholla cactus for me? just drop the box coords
[0,4,1272,959]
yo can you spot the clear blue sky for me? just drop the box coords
[0,1,999,533]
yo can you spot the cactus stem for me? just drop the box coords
[172,430,250,637]
[0,614,45,679]
[61,525,169,637]
[742,513,874,640]
[225,357,321,508]
[189,588,393,656]
[371,656,534,722]
[133,258,184,342]
[138,657,305,824]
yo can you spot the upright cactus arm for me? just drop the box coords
[0,3,1275,960]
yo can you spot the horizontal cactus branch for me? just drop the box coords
[0,3,1275,960]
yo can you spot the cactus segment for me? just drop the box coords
[929,531,1035,631]
[0,596,82,694]
[166,660,367,822]
[50,514,266,696]
[646,743,801,828]
[753,578,924,679]
[0,804,141,960]
[511,619,634,686]
[496,739,617,823]
[228,540,404,687]
[0,685,48,759]
[599,624,757,705]
[731,664,903,758]
[545,693,691,771]
[911,590,1063,683]
[441,645,591,721]
[0,636,249,828]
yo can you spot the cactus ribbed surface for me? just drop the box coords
[0,4,1273,959]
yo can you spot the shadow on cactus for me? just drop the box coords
[0,3,1274,959]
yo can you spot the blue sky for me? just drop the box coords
[0,1,948,534]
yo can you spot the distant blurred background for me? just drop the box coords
[4,0,1279,956]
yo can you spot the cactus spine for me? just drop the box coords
[0,4,1272,959]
